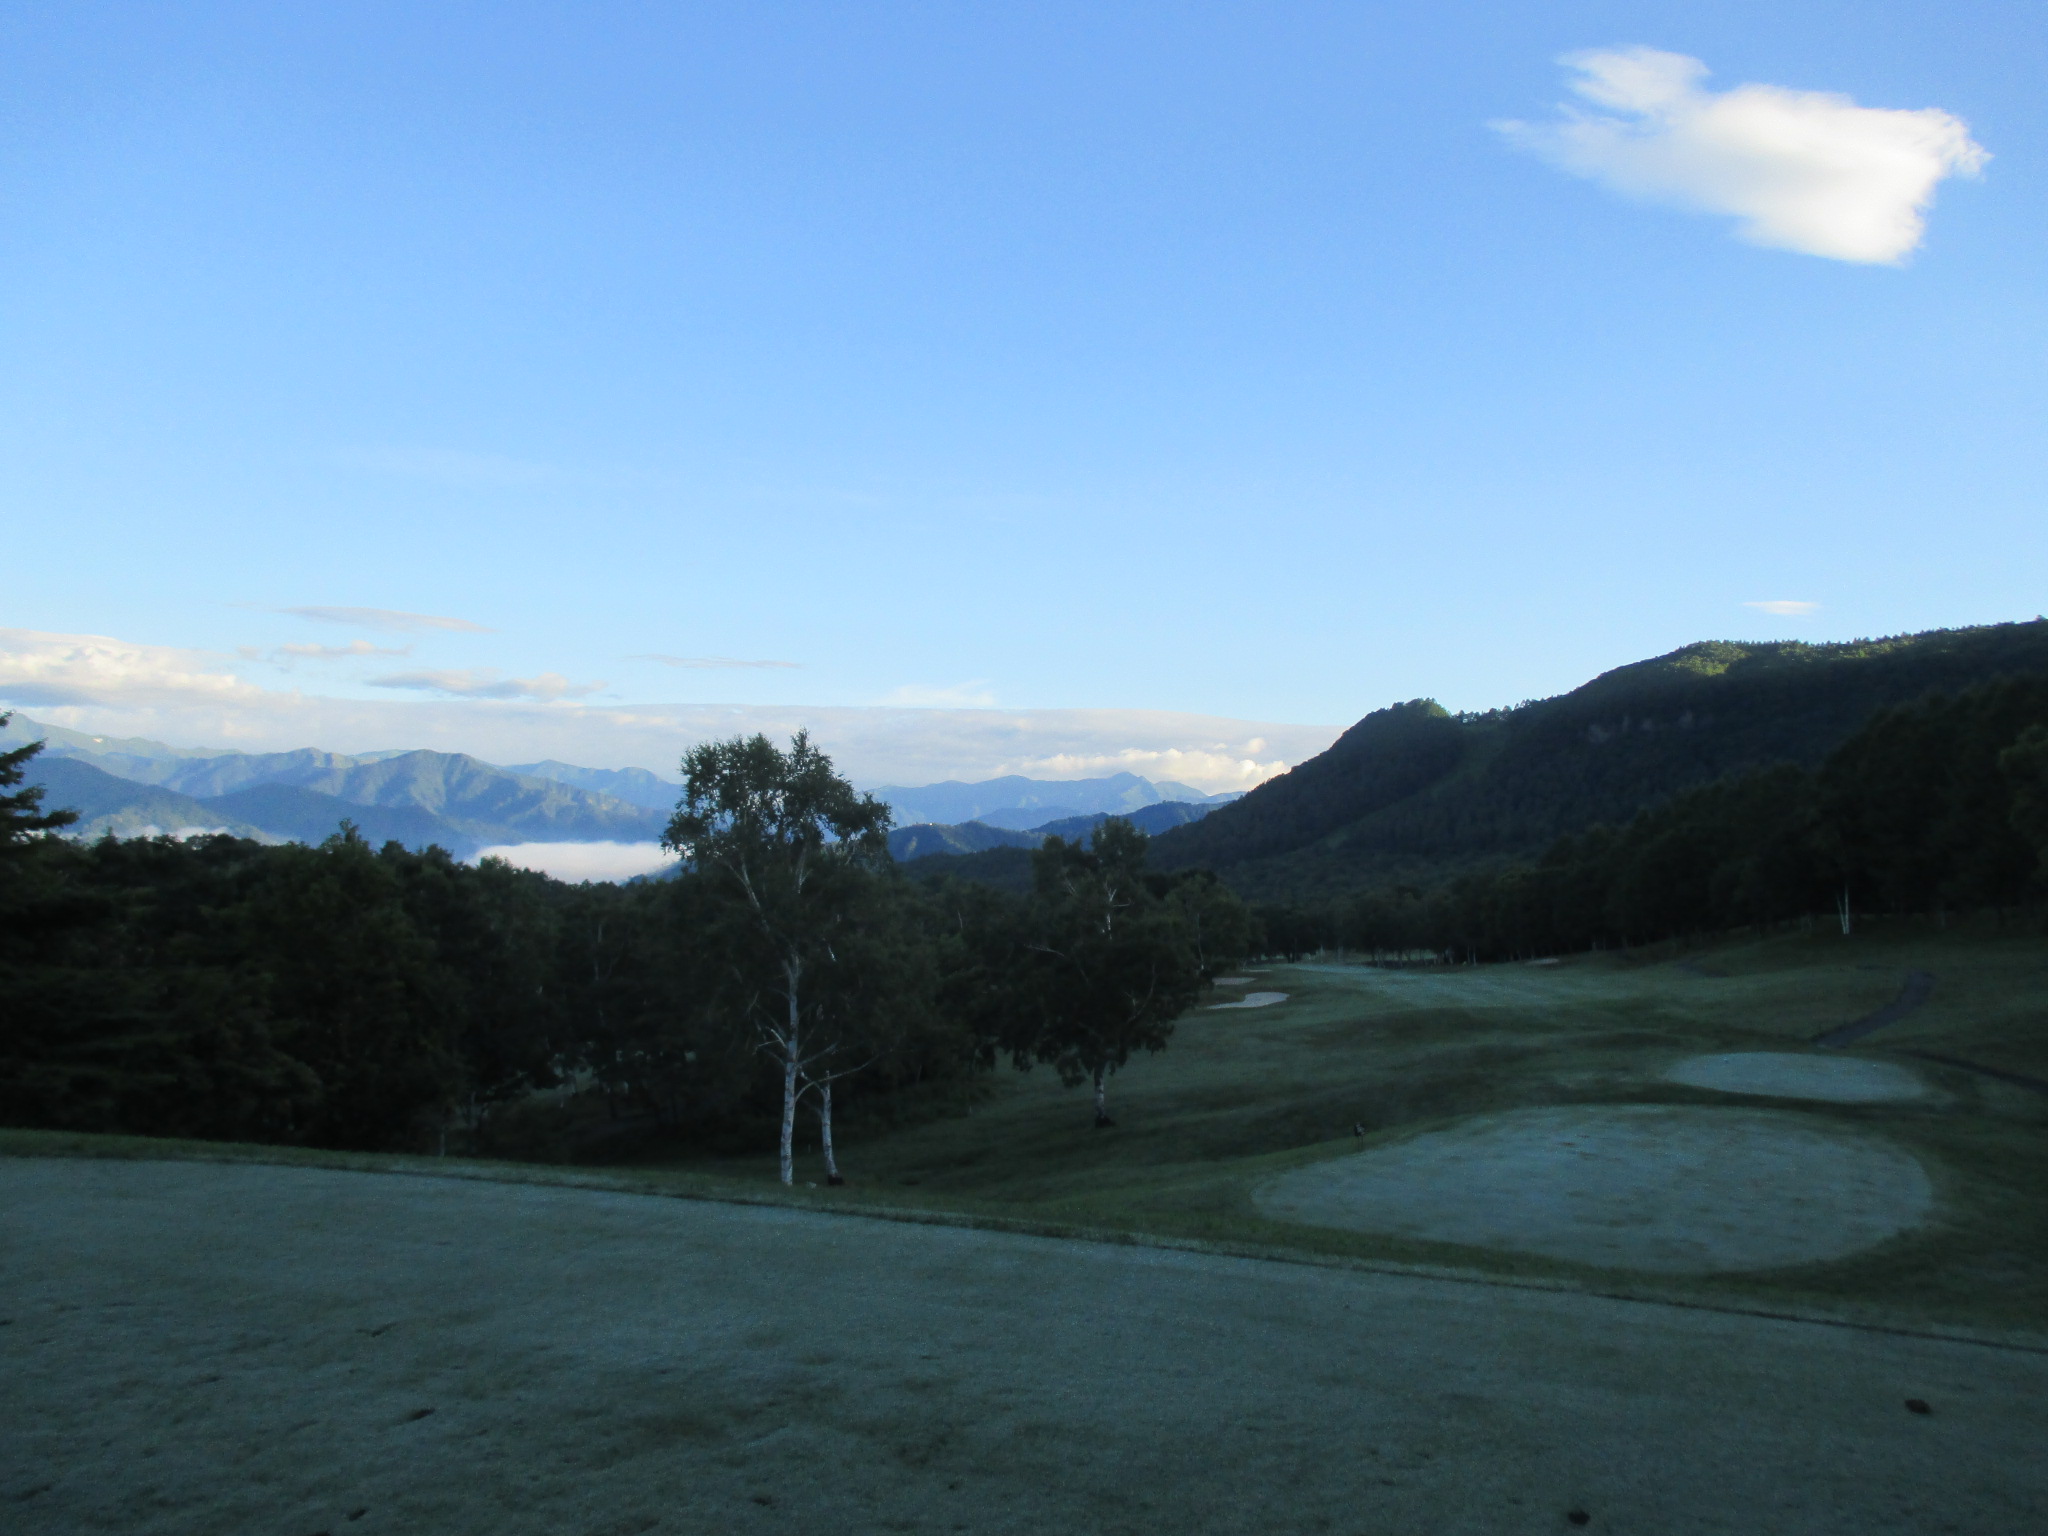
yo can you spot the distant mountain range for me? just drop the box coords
[2,715,666,857]
[1146,620,2048,899]
[505,760,684,812]
[871,771,1238,831]
[0,712,1241,865]
[885,798,1217,861]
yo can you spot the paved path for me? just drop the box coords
[1815,970,1937,1047]
[3,1158,2044,1535]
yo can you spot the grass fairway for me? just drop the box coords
[6,918,2045,1333]
[593,915,2047,1335]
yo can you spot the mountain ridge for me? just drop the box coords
[885,798,1216,861]
[1150,620,2048,898]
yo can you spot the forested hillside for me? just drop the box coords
[1153,621,2048,898]
[1259,668,2048,961]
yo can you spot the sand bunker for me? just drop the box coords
[1254,1105,1933,1274]
[1665,1052,1930,1104]
[1211,991,1288,1010]
[1213,976,1254,986]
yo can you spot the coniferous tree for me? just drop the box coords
[0,715,78,852]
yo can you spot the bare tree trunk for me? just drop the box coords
[779,959,800,1186]
[1092,1063,1113,1128]
[1836,886,1853,937]
[820,1080,843,1185]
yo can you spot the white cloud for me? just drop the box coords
[1496,47,1987,262]
[1743,599,1821,615]
[369,668,607,703]
[1001,745,1292,793]
[284,606,494,634]
[882,681,999,708]
[1,628,1341,790]
[635,654,800,670]
[475,841,678,883]
[0,628,266,708]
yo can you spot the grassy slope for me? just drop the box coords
[10,919,2045,1334]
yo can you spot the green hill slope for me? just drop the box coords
[1153,620,2048,898]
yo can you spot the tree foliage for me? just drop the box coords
[980,820,1207,1126]
[663,731,896,1183]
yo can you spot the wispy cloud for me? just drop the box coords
[284,606,494,634]
[242,640,414,666]
[369,668,606,703]
[882,681,998,708]
[634,654,801,670]
[1744,599,1821,616]
[1495,47,1987,263]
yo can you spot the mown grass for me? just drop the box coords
[9,915,2046,1336]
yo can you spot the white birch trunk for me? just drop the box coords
[778,958,800,1186]
[820,1080,842,1184]
[1092,1063,1110,1127]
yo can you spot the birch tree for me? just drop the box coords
[661,732,890,1184]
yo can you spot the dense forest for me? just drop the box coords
[1251,669,2048,961]
[0,724,1250,1167]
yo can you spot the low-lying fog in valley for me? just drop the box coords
[474,841,678,883]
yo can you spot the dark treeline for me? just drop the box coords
[1252,673,2048,962]
[0,723,1251,1170]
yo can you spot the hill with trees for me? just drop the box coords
[1262,666,2048,962]
[1151,621,2048,899]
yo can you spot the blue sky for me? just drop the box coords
[1,2,2040,785]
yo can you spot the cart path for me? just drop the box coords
[1815,969,1937,1047]
[3,1157,2044,1536]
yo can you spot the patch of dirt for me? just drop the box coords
[1253,1105,1935,1274]
[1664,1052,1931,1104]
